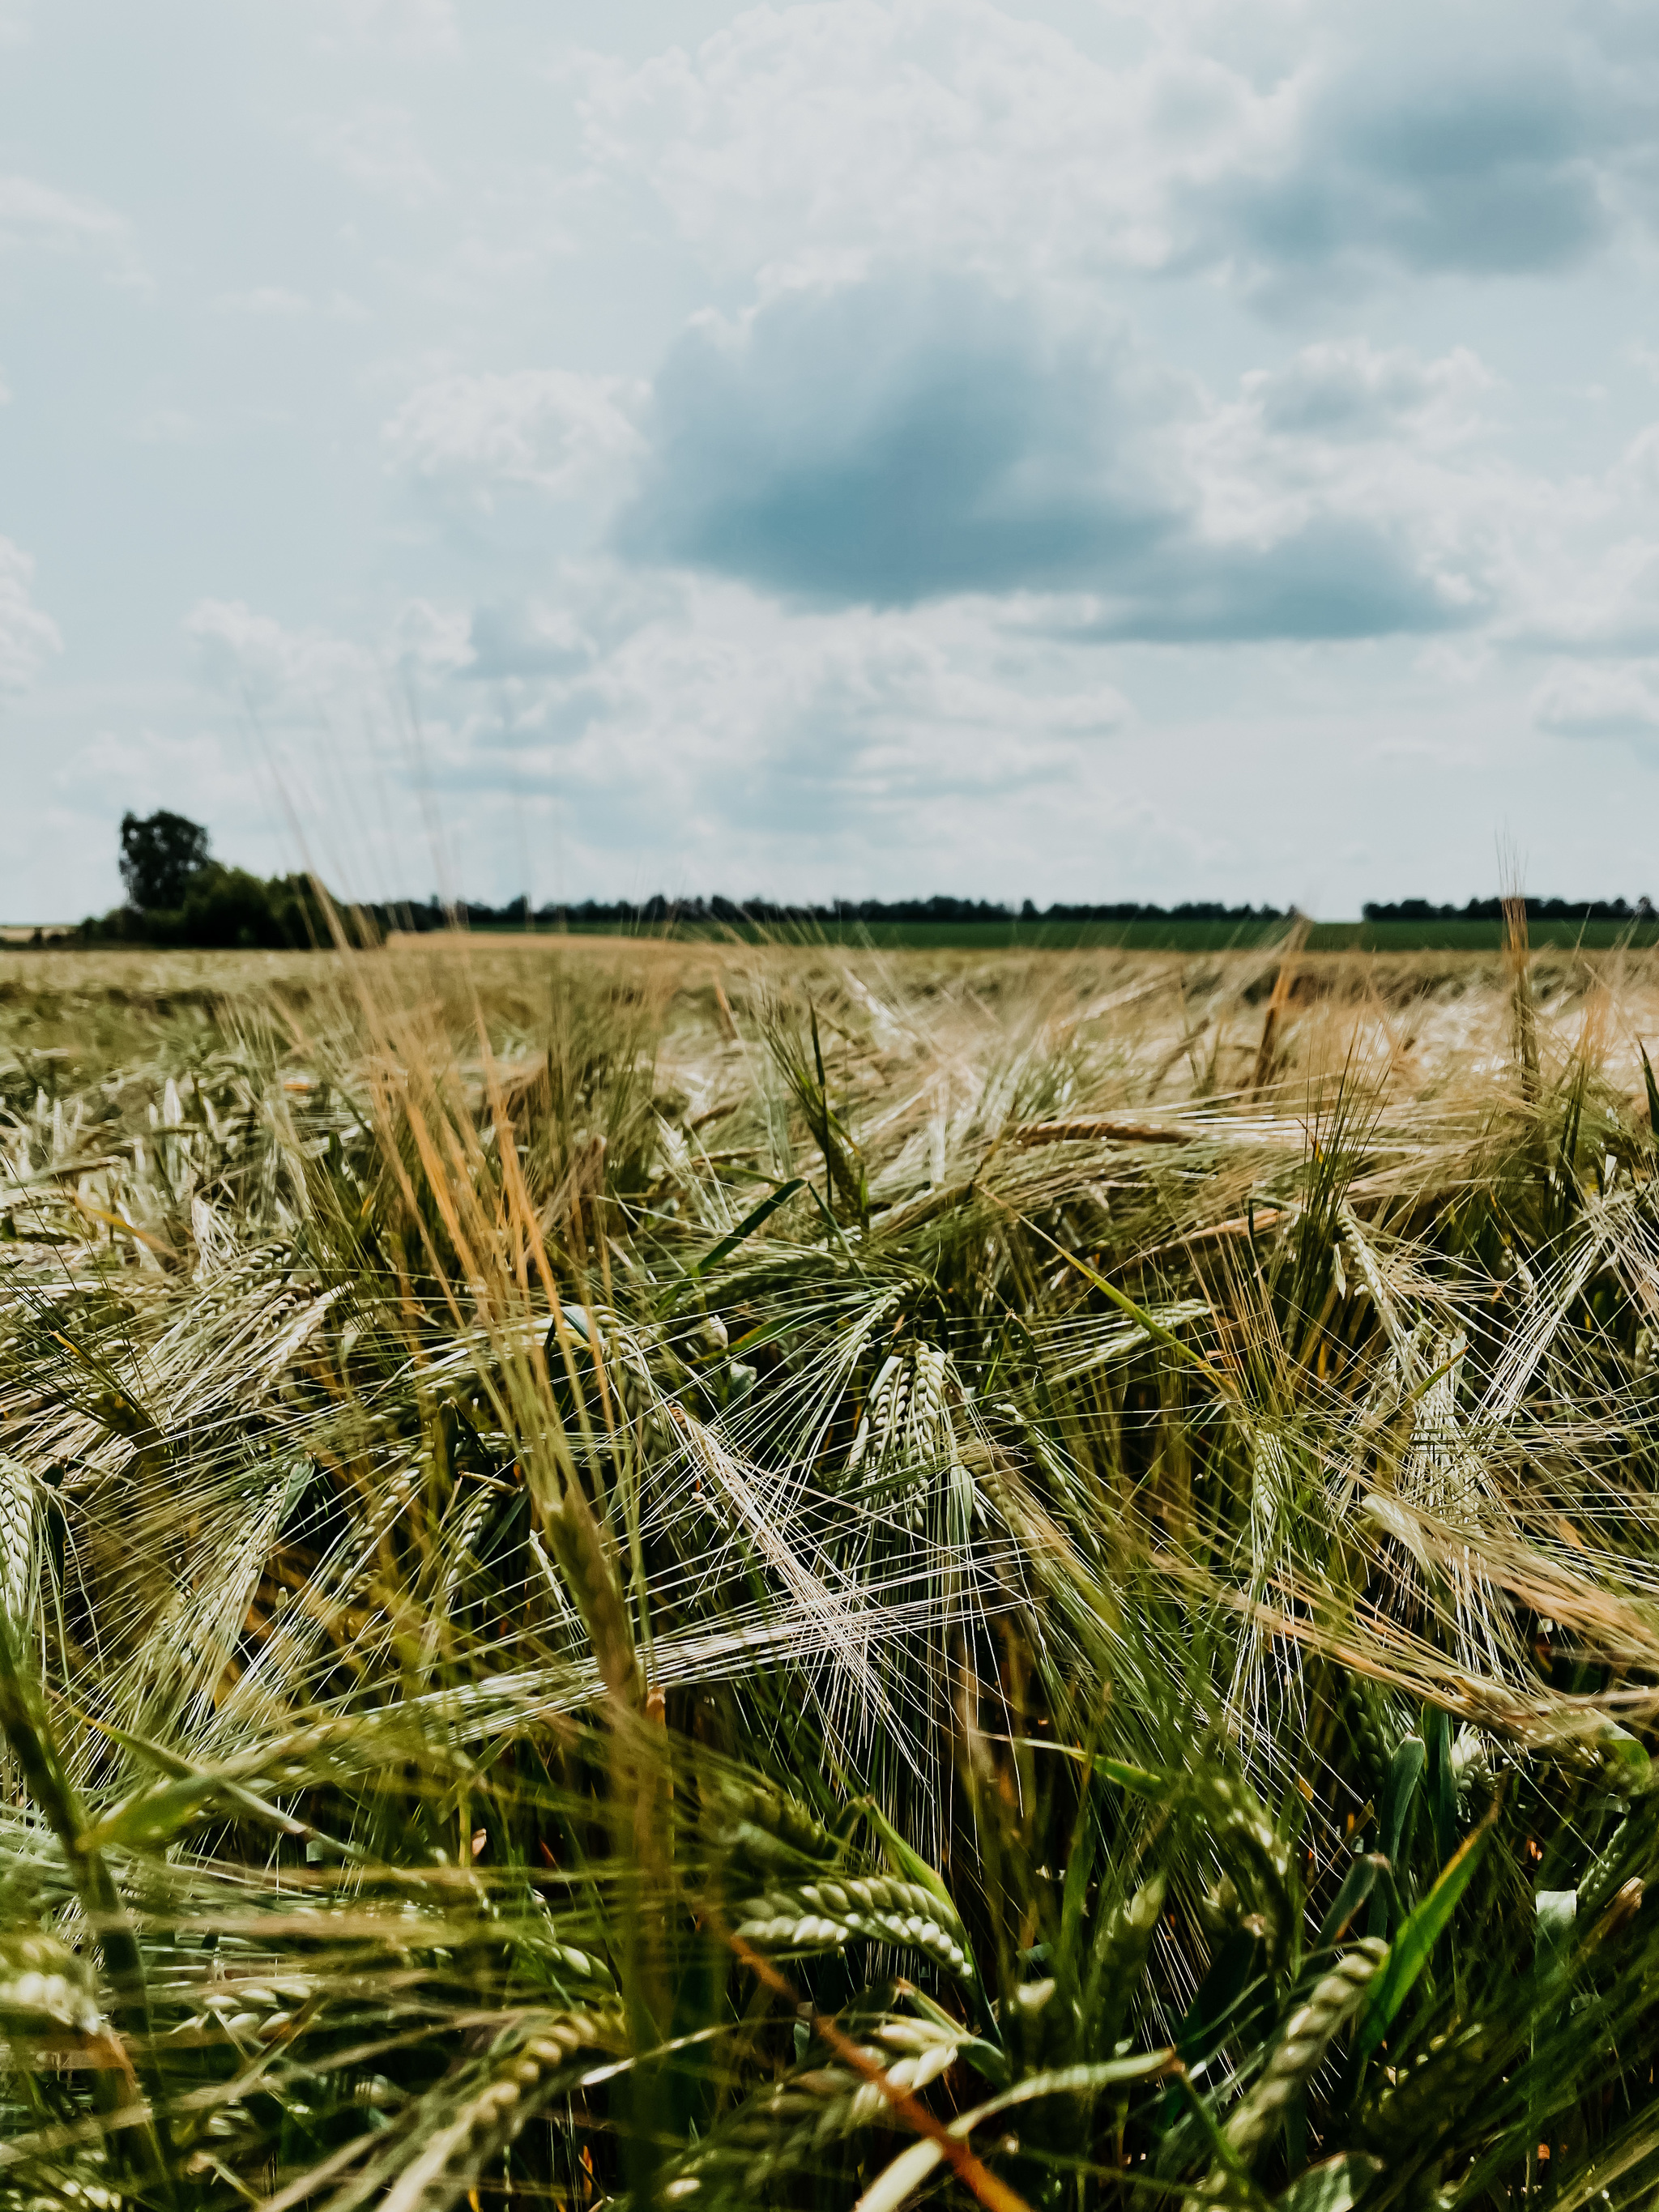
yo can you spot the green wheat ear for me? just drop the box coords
[1218,1940,1388,2170]
[731,1873,975,1982]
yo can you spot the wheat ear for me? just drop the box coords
[732,1873,975,1982]
[1205,1938,1388,2187]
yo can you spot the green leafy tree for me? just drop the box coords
[118,807,211,912]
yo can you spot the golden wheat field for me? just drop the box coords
[6,927,1657,1088]
[2,926,1659,2212]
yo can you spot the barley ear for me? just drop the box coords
[1218,1939,1388,2171]
[0,1455,35,1635]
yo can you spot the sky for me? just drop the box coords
[5,0,1659,918]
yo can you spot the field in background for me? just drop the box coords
[534,914,1659,952]
[6,927,1659,1082]
[12,913,1658,957]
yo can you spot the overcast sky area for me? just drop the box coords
[6,0,1659,916]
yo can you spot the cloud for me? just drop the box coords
[424,570,1137,870]
[1517,538,1659,657]
[0,538,62,692]
[574,0,1270,286]
[300,107,443,209]
[466,568,683,680]
[1051,518,1470,644]
[181,562,1139,889]
[616,271,1483,635]
[0,173,135,272]
[383,369,645,508]
[1201,54,1619,288]
[1534,660,1659,738]
[617,274,1171,603]
[577,1,1659,301]
[387,599,475,680]
[1236,342,1494,446]
[185,600,374,708]
[185,596,474,710]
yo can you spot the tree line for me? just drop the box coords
[56,813,1302,948]
[1362,896,1657,923]
[49,812,1657,949]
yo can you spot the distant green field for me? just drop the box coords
[1311,918,1659,953]
[541,916,1659,953]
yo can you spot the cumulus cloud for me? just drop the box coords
[384,370,645,508]
[185,599,374,708]
[1516,537,1659,657]
[616,272,1483,635]
[574,0,1271,285]
[1534,661,1659,738]
[1235,342,1494,447]
[576,0,1659,300]
[185,596,474,710]
[1198,53,1622,290]
[171,573,1144,892]
[0,538,62,692]
[433,569,1137,870]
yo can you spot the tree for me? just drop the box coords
[119,809,211,912]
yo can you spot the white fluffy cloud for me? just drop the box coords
[0,538,61,692]
[1230,342,1494,450]
[184,597,476,720]
[383,370,645,507]
[174,567,1139,893]
[185,600,376,708]
[575,0,1276,286]
[574,0,1659,296]
[1533,661,1659,739]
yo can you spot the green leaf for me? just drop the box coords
[1427,1706,1458,1868]
[685,1178,805,1278]
[1642,1039,1659,1137]
[1355,1804,1499,2059]
[1175,1923,1269,2073]
[854,2052,1175,2212]
[1315,1854,1385,1952]
[1381,1735,1425,1868]
[1273,2154,1384,2212]
[1094,1752,1175,1798]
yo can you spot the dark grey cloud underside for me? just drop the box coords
[615,272,1473,640]
[1191,60,1629,282]
[1071,519,1469,643]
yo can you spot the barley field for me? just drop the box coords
[2,926,1659,2212]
